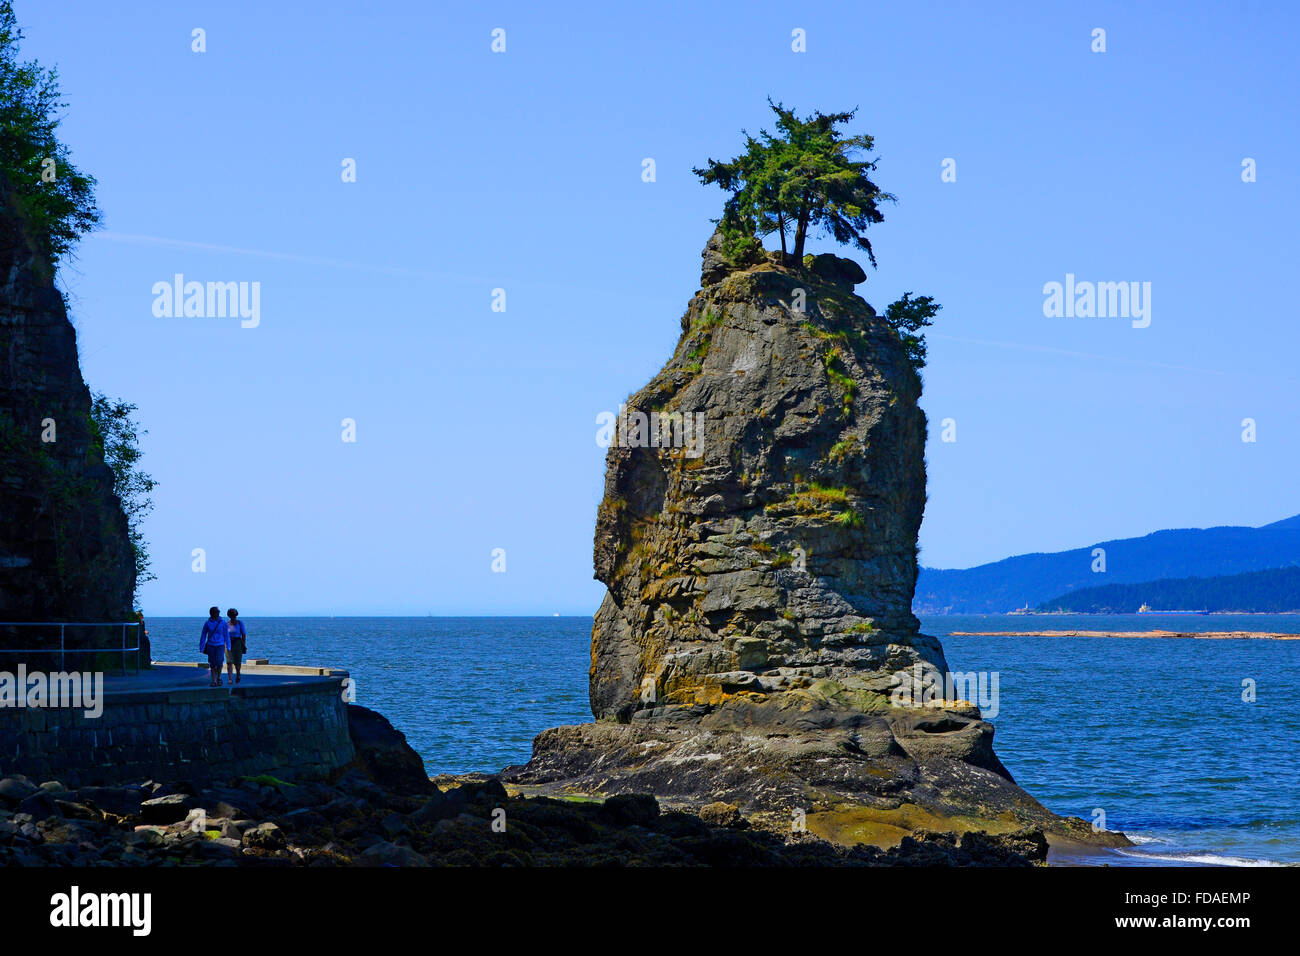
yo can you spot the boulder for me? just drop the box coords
[0,776,39,808]
[124,825,165,848]
[218,819,243,840]
[701,228,766,286]
[241,822,286,850]
[406,791,451,827]
[192,838,241,862]
[54,800,100,821]
[698,802,744,828]
[72,786,143,817]
[346,705,435,795]
[596,794,659,828]
[140,793,200,824]
[16,790,61,820]
[960,828,1050,865]
[805,252,867,288]
[199,785,262,819]
[701,229,732,285]
[358,840,428,867]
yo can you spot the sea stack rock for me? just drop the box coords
[589,236,945,720]
[0,172,136,624]
[506,231,1119,849]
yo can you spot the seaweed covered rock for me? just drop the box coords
[0,768,1062,867]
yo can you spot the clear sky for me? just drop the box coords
[19,0,1300,614]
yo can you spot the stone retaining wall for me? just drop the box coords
[0,675,355,787]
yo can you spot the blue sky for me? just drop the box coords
[20,0,1300,614]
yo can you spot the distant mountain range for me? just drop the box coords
[1034,566,1300,614]
[914,514,1300,614]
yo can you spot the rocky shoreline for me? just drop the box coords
[0,706,1062,867]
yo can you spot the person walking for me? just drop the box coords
[225,608,247,684]
[199,606,230,687]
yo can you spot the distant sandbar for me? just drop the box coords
[949,630,1300,640]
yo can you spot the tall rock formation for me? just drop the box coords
[506,233,1121,849]
[589,236,945,721]
[0,172,136,632]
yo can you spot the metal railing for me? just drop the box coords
[0,622,142,675]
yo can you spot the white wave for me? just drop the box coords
[1124,833,1167,845]
[1117,847,1286,867]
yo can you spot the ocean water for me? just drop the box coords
[146,613,1300,866]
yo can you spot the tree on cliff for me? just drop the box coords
[883,293,941,370]
[693,99,894,266]
[90,393,157,594]
[0,0,100,269]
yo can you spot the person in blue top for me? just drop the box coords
[199,606,230,687]
[225,608,247,684]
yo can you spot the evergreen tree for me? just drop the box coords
[694,98,894,265]
[0,0,100,270]
[883,293,942,370]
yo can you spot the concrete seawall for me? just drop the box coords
[0,664,356,787]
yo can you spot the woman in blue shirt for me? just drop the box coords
[199,606,229,686]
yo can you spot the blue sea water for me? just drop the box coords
[146,613,1300,866]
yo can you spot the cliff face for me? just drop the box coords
[506,234,1121,850]
[590,236,946,722]
[0,173,136,625]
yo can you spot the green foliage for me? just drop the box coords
[883,292,942,370]
[697,307,723,332]
[694,98,895,263]
[89,393,156,596]
[718,219,764,264]
[800,320,855,348]
[767,483,859,523]
[0,410,130,625]
[0,1,100,269]
[822,347,856,416]
[831,509,864,528]
[240,774,297,789]
[0,411,87,583]
[683,307,722,374]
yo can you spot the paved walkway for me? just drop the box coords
[98,662,348,697]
